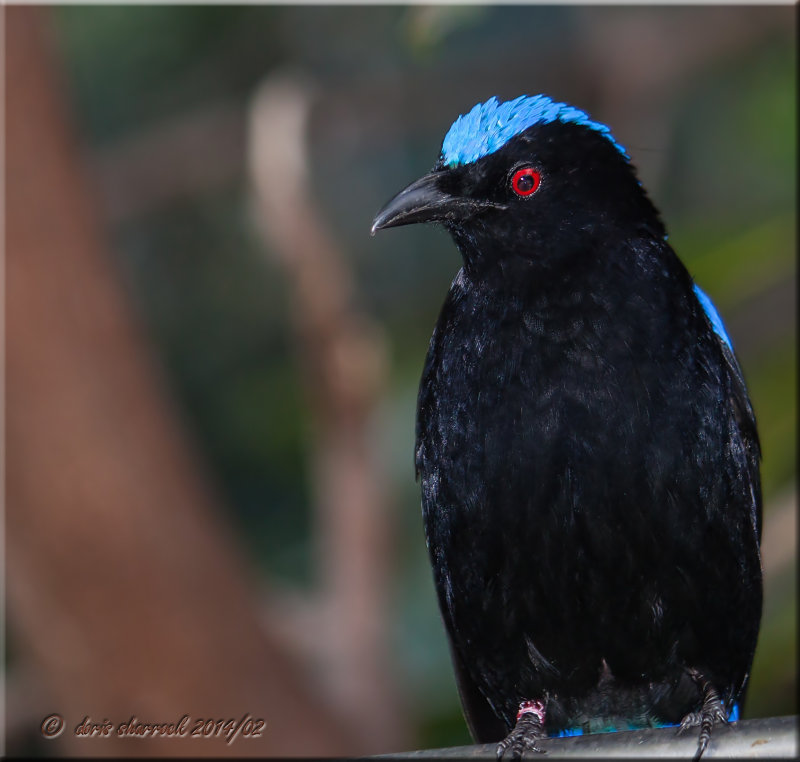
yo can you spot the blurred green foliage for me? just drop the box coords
[53,4,795,750]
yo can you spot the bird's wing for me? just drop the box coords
[693,284,762,541]
[721,338,762,542]
[444,627,509,743]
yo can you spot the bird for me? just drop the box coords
[371,95,762,759]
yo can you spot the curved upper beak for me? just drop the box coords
[371,171,504,236]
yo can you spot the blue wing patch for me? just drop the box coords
[693,284,733,352]
[440,95,629,168]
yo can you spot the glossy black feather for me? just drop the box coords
[378,113,762,742]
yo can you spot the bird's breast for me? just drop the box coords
[415,272,685,625]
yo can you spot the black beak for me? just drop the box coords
[371,171,504,236]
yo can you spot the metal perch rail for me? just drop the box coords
[376,715,797,758]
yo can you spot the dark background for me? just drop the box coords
[6,4,796,756]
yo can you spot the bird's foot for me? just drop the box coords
[497,700,547,760]
[676,669,731,760]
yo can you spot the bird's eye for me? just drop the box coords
[511,167,541,197]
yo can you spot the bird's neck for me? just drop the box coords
[451,223,615,290]
[449,234,689,346]
[453,236,613,303]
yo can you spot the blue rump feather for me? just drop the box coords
[440,95,629,168]
[693,284,734,351]
[553,703,740,738]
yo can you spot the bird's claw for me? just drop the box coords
[497,701,547,760]
[676,670,731,760]
[677,704,728,734]
[496,730,546,760]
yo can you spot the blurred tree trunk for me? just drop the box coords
[5,6,354,756]
[247,76,409,753]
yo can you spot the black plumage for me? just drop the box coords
[372,95,762,759]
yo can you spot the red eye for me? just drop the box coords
[511,167,541,197]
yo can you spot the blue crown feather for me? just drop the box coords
[441,95,629,168]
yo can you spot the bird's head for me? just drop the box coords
[372,95,665,279]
